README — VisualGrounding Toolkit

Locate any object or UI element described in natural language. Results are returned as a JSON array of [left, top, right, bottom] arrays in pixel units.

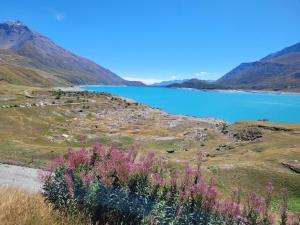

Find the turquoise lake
[[81, 86, 300, 123]]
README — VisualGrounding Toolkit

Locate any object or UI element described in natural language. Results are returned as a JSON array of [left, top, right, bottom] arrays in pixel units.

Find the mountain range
[[167, 79, 227, 90], [150, 79, 188, 87], [0, 21, 143, 87], [173, 42, 300, 92], [217, 42, 300, 91], [1, 20, 300, 91]]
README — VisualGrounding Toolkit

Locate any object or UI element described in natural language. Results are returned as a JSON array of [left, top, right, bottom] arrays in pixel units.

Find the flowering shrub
[[41, 144, 300, 225]]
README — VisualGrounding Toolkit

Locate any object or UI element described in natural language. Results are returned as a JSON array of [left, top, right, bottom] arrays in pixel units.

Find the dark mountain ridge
[[168, 78, 227, 90], [151, 79, 188, 87], [262, 42, 300, 61]]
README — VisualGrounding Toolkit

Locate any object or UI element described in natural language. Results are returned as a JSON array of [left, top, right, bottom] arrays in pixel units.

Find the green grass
[[143, 139, 192, 153], [287, 198, 300, 212], [272, 198, 300, 213], [0, 141, 55, 167], [54, 116, 66, 123], [116, 136, 135, 146]]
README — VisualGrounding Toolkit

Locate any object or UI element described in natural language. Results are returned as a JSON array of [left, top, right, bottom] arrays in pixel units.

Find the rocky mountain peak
[[0, 20, 32, 49], [0, 20, 30, 32]]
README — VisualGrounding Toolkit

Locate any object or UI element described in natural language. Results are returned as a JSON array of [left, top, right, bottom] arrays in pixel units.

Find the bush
[[41, 145, 300, 225], [64, 100, 73, 104]]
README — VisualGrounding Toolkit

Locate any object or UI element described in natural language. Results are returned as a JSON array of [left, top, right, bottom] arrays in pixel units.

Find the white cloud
[[195, 71, 219, 80], [195, 71, 209, 76], [49, 8, 65, 21], [123, 77, 164, 85]]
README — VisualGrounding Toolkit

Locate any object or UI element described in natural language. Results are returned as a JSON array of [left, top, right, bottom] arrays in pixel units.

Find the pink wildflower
[[265, 181, 273, 209], [219, 198, 241, 220], [152, 173, 164, 187], [67, 148, 91, 170], [181, 164, 194, 190], [47, 155, 65, 172], [127, 148, 137, 162], [64, 173, 74, 196], [170, 169, 179, 187], [232, 187, 241, 204], [280, 188, 289, 225], [80, 172, 94, 187], [38, 170, 51, 182], [132, 151, 155, 175], [206, 186, 218, 200], [179, 190, 189, 203], [93, 144, 107, 158], [97, 160, 115, 187]]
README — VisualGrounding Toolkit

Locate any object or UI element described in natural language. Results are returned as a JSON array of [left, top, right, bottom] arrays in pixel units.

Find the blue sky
[[1, 0, 300, 84]]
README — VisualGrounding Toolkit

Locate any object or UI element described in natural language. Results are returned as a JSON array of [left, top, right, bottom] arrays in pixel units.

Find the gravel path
[[0, 164, 42, 193]]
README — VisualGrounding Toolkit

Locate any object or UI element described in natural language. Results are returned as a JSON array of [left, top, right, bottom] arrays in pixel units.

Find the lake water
[[81, 86, 300, 123]]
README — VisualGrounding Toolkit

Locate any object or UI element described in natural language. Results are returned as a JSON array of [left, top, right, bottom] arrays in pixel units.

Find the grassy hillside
[[0, 84, 299, 212], [0, 50, 67, 86]]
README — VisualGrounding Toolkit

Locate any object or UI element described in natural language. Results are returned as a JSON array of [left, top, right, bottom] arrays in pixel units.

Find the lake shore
[[55, 85, 300, 96], [169, 87, 300, 96], [53, 86, 85, 92], [79, 85, 300, 123]]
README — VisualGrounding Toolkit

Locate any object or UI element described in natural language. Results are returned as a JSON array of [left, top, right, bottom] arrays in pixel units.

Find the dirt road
[[0, 164, 41, 193]]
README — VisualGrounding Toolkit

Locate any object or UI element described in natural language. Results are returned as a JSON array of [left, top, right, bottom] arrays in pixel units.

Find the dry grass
[[0, 188, 87, 225]]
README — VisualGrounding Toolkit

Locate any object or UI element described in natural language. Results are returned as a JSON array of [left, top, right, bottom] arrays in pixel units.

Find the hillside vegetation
[[0, 84, 299, 215], [41, 146, 300, 224]]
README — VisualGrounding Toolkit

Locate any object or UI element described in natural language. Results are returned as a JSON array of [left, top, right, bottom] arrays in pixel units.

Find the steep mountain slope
[[217, 42, 300, 91], [0, 21, 143, 86], [262, 42, 300, 62], [0, 49, 65, 86]]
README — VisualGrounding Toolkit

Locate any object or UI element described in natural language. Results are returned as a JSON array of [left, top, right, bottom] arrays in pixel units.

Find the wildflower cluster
[[42, 145, 300, 225]]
